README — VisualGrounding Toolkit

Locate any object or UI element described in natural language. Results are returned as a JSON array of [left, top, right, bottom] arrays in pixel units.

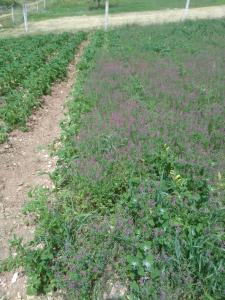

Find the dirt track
[[2, 4, 225, 36]]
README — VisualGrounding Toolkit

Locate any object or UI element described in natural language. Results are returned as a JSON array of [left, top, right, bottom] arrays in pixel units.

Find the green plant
[[0, 32, 87, 143], [2, 20, 225, 299]]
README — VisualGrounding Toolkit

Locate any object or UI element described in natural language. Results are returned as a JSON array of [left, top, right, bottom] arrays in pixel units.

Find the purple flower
[[160, 291, 166, 300], [68, 280, 79, 290]]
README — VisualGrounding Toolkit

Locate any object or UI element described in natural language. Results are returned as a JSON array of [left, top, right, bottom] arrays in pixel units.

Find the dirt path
[[2, 4, 225, 36], [0, 40, 87, 300]]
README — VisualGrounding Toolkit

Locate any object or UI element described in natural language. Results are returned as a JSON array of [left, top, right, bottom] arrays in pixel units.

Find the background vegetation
[[29, 0, 225, 20], [1, 18, 224, 299], [0, 0, 15, 5]]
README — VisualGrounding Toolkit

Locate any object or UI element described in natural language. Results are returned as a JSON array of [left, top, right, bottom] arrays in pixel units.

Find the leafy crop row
[[0, 34, 73, 96], [0, 32, 87, 143]]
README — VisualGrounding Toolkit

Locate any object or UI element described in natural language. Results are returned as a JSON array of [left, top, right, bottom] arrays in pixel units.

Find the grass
[[0, 0, 14, 5], [30, 0, 225, 21], [1, 19, 225, 299]]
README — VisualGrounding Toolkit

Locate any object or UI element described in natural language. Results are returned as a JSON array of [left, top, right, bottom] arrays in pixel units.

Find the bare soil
[[0, 40, 88, 300], [2, 5, 225, 36]]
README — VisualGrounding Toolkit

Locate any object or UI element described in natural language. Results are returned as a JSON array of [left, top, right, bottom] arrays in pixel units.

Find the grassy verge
[[29, 0, 225, 21], [0, 32, 87, 143], [2, 19, 225, 299]]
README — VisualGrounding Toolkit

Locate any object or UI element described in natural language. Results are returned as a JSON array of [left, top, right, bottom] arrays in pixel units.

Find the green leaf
[[130, 281, 140, 292], [138, 267, 145, 276]]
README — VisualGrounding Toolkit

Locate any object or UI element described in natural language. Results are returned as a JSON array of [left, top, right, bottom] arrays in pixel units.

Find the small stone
[[11, 272, 18, 284], [0, 148, 6, 154], [27, 296, 36, 300], [16, 292, 22, 300]]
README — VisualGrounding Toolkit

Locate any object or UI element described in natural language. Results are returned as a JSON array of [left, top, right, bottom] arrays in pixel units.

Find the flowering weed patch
[[3, 20, 225, 299]]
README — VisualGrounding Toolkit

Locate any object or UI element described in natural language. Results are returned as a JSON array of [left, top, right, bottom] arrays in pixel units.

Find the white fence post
[[37, 1, 39, 12], [104, 0, 109, 31], [182, 0, 191, 21], [23, 3, 28, 32], [11, 5, 14, 23]]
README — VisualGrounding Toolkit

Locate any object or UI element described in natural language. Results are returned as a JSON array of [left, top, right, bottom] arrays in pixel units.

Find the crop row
[[0, 32, 87, 142], [0, 34, 73, 67], [0, 34, 77, 96], [0, 35, 52, 67]]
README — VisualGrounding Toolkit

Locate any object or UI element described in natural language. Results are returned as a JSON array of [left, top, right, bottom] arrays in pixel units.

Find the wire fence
[[0, 0, 54, 31], [0, 0, 192, 33]]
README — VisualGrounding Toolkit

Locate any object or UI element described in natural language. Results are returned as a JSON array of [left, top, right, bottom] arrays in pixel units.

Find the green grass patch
[[2, 19, 225, 299], [30, 0, 225, 21]]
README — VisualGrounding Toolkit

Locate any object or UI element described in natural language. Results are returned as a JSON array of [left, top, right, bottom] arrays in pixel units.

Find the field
[[1, 19, 224, 299], [29, 0, 225, 20], [0, 32, 87, 142]]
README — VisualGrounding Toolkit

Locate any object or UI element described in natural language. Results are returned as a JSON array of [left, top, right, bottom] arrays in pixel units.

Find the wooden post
[[182, 0, 191, 21], [11, 5, 14, 23], [23, 3, 28, 32], [104, 0, 109, 31], [44, 0, 46, 9]]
